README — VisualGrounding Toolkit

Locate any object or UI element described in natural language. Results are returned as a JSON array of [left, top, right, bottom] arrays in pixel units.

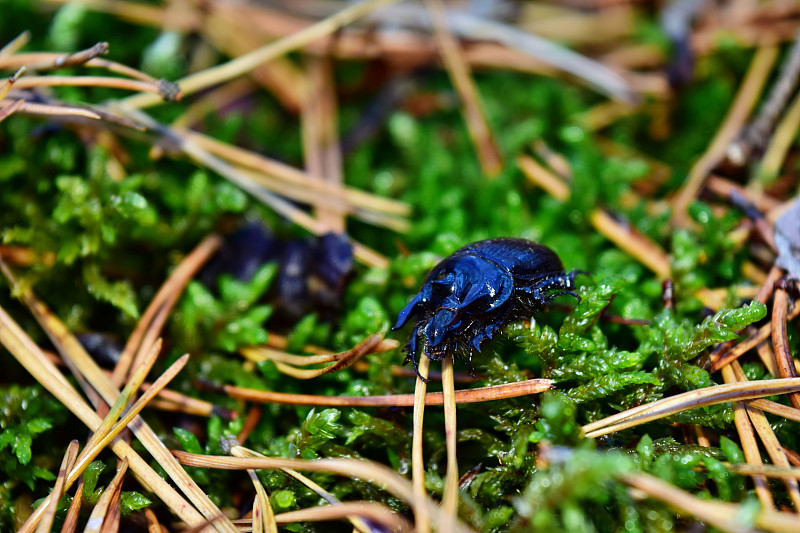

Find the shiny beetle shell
[[393, 238, 579, 378]]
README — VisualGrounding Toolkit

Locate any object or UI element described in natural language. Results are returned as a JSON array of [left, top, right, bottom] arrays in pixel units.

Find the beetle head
[[425, 258, 512, 348]]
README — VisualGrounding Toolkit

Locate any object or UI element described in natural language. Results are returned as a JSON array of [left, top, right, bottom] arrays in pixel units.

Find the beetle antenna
[[547, 291, 581, 304]]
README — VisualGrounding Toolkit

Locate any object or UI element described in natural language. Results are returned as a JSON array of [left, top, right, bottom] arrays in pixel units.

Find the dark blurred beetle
[[203, 222, 354, 319]]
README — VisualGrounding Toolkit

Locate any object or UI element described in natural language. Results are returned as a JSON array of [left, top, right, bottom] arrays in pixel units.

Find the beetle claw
[[403, 324, 430, 382]]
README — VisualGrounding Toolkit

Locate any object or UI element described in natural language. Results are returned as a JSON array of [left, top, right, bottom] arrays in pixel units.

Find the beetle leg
[[466, 349, 476, 376], [517, 284, 542, 299], [404, 323, 429, 383], [537, 275, 572, 292], [467, 335, 482, 377], [521, 272, 580, 305]]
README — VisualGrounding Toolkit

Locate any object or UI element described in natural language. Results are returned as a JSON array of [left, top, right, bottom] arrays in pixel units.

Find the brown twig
[[427, 0, 502, 176], [728, 27, 800, 167], [121, 0, 402, 110], [7, 99, 102, 121], [1, 50, 169, 87], [0, 66, 25, 101], [0, 273, 238, 533], [440, 355, 459, 531], [589, 209, 671, 279], [243, 337, 399, 366], [181, 129, 411, 219], [710, 302, 800, 373], [671, 45, 778, 226], [0, 31, 30, 57], [140, 383, 235, 419], [59, 479, 83, 533], [45, 42, 109, 69], [201, 377, 553, 407], [756, 340, 781, 378], [84, 458, 128, 533], [705, 176, 783, 216], [728, 361, 800, 509], [232, 502, 414, 532], [195, 4, 306, 112], [13, 75, 167, 96], [757, 88, 800, 183], [302, 55, 345, 232], [622, 473, 796, 532], [241, 333, 395, 379], [0, 98, 24, 123], [237, 406, 263, 445], [747, 398, 800, 423], [518, 154, 570, 201], [721, 365, 775, 511], [142, 509, 163, 533], [518, 154, 670, 278], [411, 356, 431, 533], [772, 282, 800, 409], [230, 444, 376, 533], [21, 348, 190, 533], [36, 440, 79, 533], [583, 377, 800, 439], [273, 502, 413, 532], [171, 451, 475, 533], [111, 234, 221, 386]]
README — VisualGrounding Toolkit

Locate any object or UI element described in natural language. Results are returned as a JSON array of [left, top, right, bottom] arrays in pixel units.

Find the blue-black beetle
[[393, 238, 580, 378]]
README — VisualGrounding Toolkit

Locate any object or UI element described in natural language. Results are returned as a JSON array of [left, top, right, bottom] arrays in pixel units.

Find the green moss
[[0, 2, 792, 529]]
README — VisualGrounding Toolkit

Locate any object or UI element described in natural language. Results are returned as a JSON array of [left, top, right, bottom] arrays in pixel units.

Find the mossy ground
[[1, 1, 798, 531]]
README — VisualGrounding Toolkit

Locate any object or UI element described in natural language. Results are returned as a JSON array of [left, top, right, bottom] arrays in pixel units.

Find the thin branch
[[84, 458, 128, 533], [772, 284, 800, 409], [41, 42, 109, 69], [441, 355, 459, 531], [36, 440, 79, 533], [59, 479, 83, 533], [20, 350, 190, 533], [111, 234, 221, 386], [13, 75, 167, 95], [120, 0, 402, 110], [200, 377, 554, 407], [0, 31, 30, 57], [671, 45, 778, 226], [280, 502, 412, 531], [583, 377, 800, 438], [427, 0, 503, 176], [412, 356, 431, 533], [0, 272, 238, 533], [728, 361, 800, 509], [757, 89, 800, 183], [728, 27, 800, 166], [623, 473, 798, 533], [0, 66, 25, 101], [302, 55, 345, 232], [0, 98, 24, 123], [242, 333, 394, 379], [720, 364, 774, 510], [589, 209, 671, 279], [710, 304, 800, 372], [231, 445, 375, 533], [518, 154, 670, 277], [171, 451, 476, 533]]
